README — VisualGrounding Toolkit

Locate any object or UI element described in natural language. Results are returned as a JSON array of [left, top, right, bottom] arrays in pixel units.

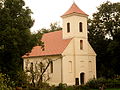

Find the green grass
[[93, 88, 120, 90]]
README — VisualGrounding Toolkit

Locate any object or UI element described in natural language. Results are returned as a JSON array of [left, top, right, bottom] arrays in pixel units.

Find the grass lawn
[[93, 88, 120, 90]]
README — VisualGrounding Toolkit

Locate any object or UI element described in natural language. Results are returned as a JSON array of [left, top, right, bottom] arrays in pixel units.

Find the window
[[50, 61, 53, 73], [80, 40, 83, 50], [40, 62, 43, 72], [67, 23, 70, 33], [79, 22, 82, 32], [30, 62, 33, 71], [68, 61, 72, 72], [89, 61, 92, 71]]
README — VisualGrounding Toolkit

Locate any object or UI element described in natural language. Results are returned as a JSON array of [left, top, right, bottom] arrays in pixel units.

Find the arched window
[[79, 22, 82, 32], [67, 23, 70, 33], [80, 40, 83, 50]]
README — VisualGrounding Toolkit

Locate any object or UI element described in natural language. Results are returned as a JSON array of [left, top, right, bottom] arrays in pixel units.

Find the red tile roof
[[62, 3, 88, 16], [23, 30, 72, 58]]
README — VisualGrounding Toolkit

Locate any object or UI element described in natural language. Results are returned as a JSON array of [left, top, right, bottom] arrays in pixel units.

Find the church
[[23, 2, 96, 85]]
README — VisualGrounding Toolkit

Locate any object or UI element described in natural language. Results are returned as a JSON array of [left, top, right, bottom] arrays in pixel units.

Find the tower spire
[[61, 2, 88, 17], [73, 0, 75, 3]]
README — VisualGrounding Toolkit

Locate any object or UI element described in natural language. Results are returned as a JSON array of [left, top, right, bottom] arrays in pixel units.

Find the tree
[[40, 22, 62, 34], [88, 1, 120, 78], [49, 22, 62, 31], [0, 0, 37, 83], [0, 73, 13, 90], [91, 1, 120, 39]]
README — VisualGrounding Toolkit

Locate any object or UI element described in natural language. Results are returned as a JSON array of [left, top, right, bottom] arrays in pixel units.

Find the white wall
[[23, 55, 62, 85]]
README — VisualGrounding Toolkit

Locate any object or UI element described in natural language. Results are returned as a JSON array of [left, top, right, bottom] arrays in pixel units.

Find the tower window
[[67, 23, 70, 33], [79, 22, 82, 32], [80, 40, 83, 50]]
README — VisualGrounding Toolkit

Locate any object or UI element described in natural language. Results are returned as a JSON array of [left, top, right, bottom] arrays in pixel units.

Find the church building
[[23, 3, 96, 85]]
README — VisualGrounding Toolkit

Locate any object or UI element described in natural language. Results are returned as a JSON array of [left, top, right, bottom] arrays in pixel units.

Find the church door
[[80, 72, 85, 84]]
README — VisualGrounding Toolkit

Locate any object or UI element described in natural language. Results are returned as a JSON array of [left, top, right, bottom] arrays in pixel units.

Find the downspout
[[61, 55, 63, 83], [73, 38, 76, 84]]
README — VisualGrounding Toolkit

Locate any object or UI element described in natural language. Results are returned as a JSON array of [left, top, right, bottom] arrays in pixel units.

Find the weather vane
[[73, 0, 75, 3]]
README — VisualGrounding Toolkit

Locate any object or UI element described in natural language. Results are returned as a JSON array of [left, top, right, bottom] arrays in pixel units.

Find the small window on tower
[[79, 22, 82, 32], [80, 40, 83, 50], [67, 23, 70, 33]]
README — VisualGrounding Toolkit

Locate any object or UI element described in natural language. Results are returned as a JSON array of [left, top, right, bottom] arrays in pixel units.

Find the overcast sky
[[25, 0, 120, 32]]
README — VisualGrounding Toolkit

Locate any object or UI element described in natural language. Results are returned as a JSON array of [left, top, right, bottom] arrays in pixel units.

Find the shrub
[[14, 71, 29, 87], [86, 78, 120, 89], [105, 79, 120, 88], [0, 73, 13, 90], [54, 83, 67, 90]]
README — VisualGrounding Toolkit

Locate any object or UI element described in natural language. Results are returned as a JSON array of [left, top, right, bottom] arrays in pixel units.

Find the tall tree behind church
[[0, 0, 37, 81], [88, 1, 120, 78]]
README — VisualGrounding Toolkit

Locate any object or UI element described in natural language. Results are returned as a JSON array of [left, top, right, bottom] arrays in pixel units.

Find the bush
[[14, 71, 29, 87], [86, 78, 120, 89], [0, 73, 13, 90], [54, 83, 67, 90], [105, 79, 120, 88]]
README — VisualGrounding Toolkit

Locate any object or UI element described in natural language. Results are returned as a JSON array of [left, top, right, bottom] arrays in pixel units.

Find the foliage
[[40, 22, 62, 34], [86, 78, 120, 89], [88, 1, 120, 78], [0, 73, 14, 90], [54, 83, 67, 90], [14, 71, 29, 87], [0, 0, 39, 85], [90, 1, 120, 39]]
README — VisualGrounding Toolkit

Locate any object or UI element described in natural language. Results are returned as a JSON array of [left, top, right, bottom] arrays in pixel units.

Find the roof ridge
[[43, 30, 62, 35]]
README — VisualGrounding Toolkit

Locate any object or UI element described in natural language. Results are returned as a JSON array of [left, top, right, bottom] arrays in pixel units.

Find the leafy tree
[[91, 1, 120, 39], [88, 1, 120, 78], [0, 73, 13, 89], [0, 0, 37, 83], [40, 22, 62, 34], [49, 22, 62, 31]]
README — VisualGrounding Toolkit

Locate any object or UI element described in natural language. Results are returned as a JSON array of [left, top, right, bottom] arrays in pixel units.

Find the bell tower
[[61, 3, 88, 39]]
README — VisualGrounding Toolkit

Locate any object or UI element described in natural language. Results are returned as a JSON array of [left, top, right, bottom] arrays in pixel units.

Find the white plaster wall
[[62, 56, 75, 85], [48, 56, 62, 85], [74, 38, 88, 55], [23, 55, 62, 85], [88, 56, 96, 79], [75, 55, 88, 83], [62, 38, 96, 85], [62, 39, 75, 85]]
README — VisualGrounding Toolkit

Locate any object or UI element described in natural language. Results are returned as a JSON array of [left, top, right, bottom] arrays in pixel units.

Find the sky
[[25, 0, 120, 32]]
